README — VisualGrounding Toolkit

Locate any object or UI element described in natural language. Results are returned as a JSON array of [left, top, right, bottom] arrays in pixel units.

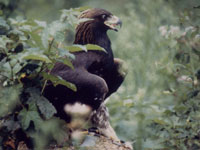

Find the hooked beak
[[104, 15, 122, 32]]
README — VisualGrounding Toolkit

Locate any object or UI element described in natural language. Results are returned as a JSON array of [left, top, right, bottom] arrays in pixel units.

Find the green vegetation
[[0, 0, 200, 149]]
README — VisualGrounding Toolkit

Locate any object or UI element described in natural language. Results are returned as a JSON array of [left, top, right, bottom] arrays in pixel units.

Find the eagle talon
[[80, 130, 89, 134], [111, 138, 133, 150], [122, 142, 133, 150], [109, 136, 121, 143], [120, 140, 125, 143], [88, 127, 100, 134]]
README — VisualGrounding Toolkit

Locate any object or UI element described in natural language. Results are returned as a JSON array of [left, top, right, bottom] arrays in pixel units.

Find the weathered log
[[48, 133, 133, 150]]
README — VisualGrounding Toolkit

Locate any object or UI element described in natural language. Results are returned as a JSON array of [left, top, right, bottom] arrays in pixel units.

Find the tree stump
[[47, 132, 133, 150]]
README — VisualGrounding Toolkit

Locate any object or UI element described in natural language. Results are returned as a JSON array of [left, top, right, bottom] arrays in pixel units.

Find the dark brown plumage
[[43, 8, 127, 141]]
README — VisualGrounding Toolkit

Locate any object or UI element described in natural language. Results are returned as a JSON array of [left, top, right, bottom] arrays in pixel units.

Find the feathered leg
[[89, 58, 127, 140], [90, 103, 119, 141]]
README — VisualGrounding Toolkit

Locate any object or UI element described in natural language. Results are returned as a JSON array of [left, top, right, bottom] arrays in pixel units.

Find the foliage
[[104, 1, 200, 150], [0, 5, 105, 149], [104, 1, 177, 149], [149, 6, 200, 150], [0, 0, 20, 18]]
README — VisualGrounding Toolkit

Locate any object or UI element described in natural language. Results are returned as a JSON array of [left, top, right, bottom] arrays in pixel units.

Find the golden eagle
[[43, 8, 127, 141]]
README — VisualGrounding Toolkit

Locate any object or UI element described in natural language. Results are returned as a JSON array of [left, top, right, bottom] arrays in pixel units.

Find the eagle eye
[[101, 14, 108, 20]]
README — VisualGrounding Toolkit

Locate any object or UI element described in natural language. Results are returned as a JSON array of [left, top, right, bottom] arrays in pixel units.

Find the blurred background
[[1, 0, 200, 149]]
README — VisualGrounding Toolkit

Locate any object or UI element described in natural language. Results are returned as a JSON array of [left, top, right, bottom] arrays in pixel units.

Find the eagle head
[[78, 8, 122, 32]]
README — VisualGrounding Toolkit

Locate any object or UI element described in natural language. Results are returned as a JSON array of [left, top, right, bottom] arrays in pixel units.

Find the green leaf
[[18, 97, 43, 130], [19, 25, 32, 32], [153, 119, 167, 125], [36, 96, 57, 120], [18, 108, 31, 130], [29, 31, 43, 48], [0, 17, 10, 30], [66, 44, 106, 53], [55, 58, 74, 69], [73, 6, 92, 12], [23, 54, 52, 63], [57, 48, 75, 60], [25, 88, 57, 120], [66, 45, 86, 52], [8, 29, 24, 37], [0, 36, 12, 50], [42, 72, 77, 92], [143, 139, 164, 149], [18, 107, 43, 130], [54, 31, 65, 42], [13, 63, 23, 74], [74, 44, 87, 52], [0, 61, 12, 78], [135, 112, 145, 119], [34, 20, 47, 28], [86, 44, 106, 52], [2, 118, 20, 132], [41, 28, 49, 49], [0, 84, 22, 117]]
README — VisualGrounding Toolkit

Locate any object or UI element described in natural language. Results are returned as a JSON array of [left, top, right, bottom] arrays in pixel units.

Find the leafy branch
[[0, 7, 108, 149]]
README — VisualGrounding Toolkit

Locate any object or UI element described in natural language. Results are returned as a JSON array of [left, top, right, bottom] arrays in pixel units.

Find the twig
[[40, 38, 55, 94]]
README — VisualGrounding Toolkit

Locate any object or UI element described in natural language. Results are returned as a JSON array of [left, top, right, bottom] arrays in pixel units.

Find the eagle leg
[[90, 103, 119, 141], [89, 58, 127, 141]]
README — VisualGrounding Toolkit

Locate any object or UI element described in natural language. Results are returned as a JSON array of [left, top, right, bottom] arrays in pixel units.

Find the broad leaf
[[42, 72, 77, 92], [26, 88, 57, 120], [0, 17, 10, 30], [55, 58, 74, 69], [66, 44, 106, 53], [23, 54, 52, 63], [74, 44, 87, 52], [0, 84, 22, 117], [2, 118, 20, 132], [73, 6, 92, 12], [41, 28, 49, 49], [29, 31, 43, 48], [18, 108, 31, 130], [54, 31, 65, 42], [34, 20, 47, 28], [153, 119, 167, 125], [36, 96, 57, 120], [86, 44, 106, 52], [57, 48, 75, 60], [18, 107, 43, 130]]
